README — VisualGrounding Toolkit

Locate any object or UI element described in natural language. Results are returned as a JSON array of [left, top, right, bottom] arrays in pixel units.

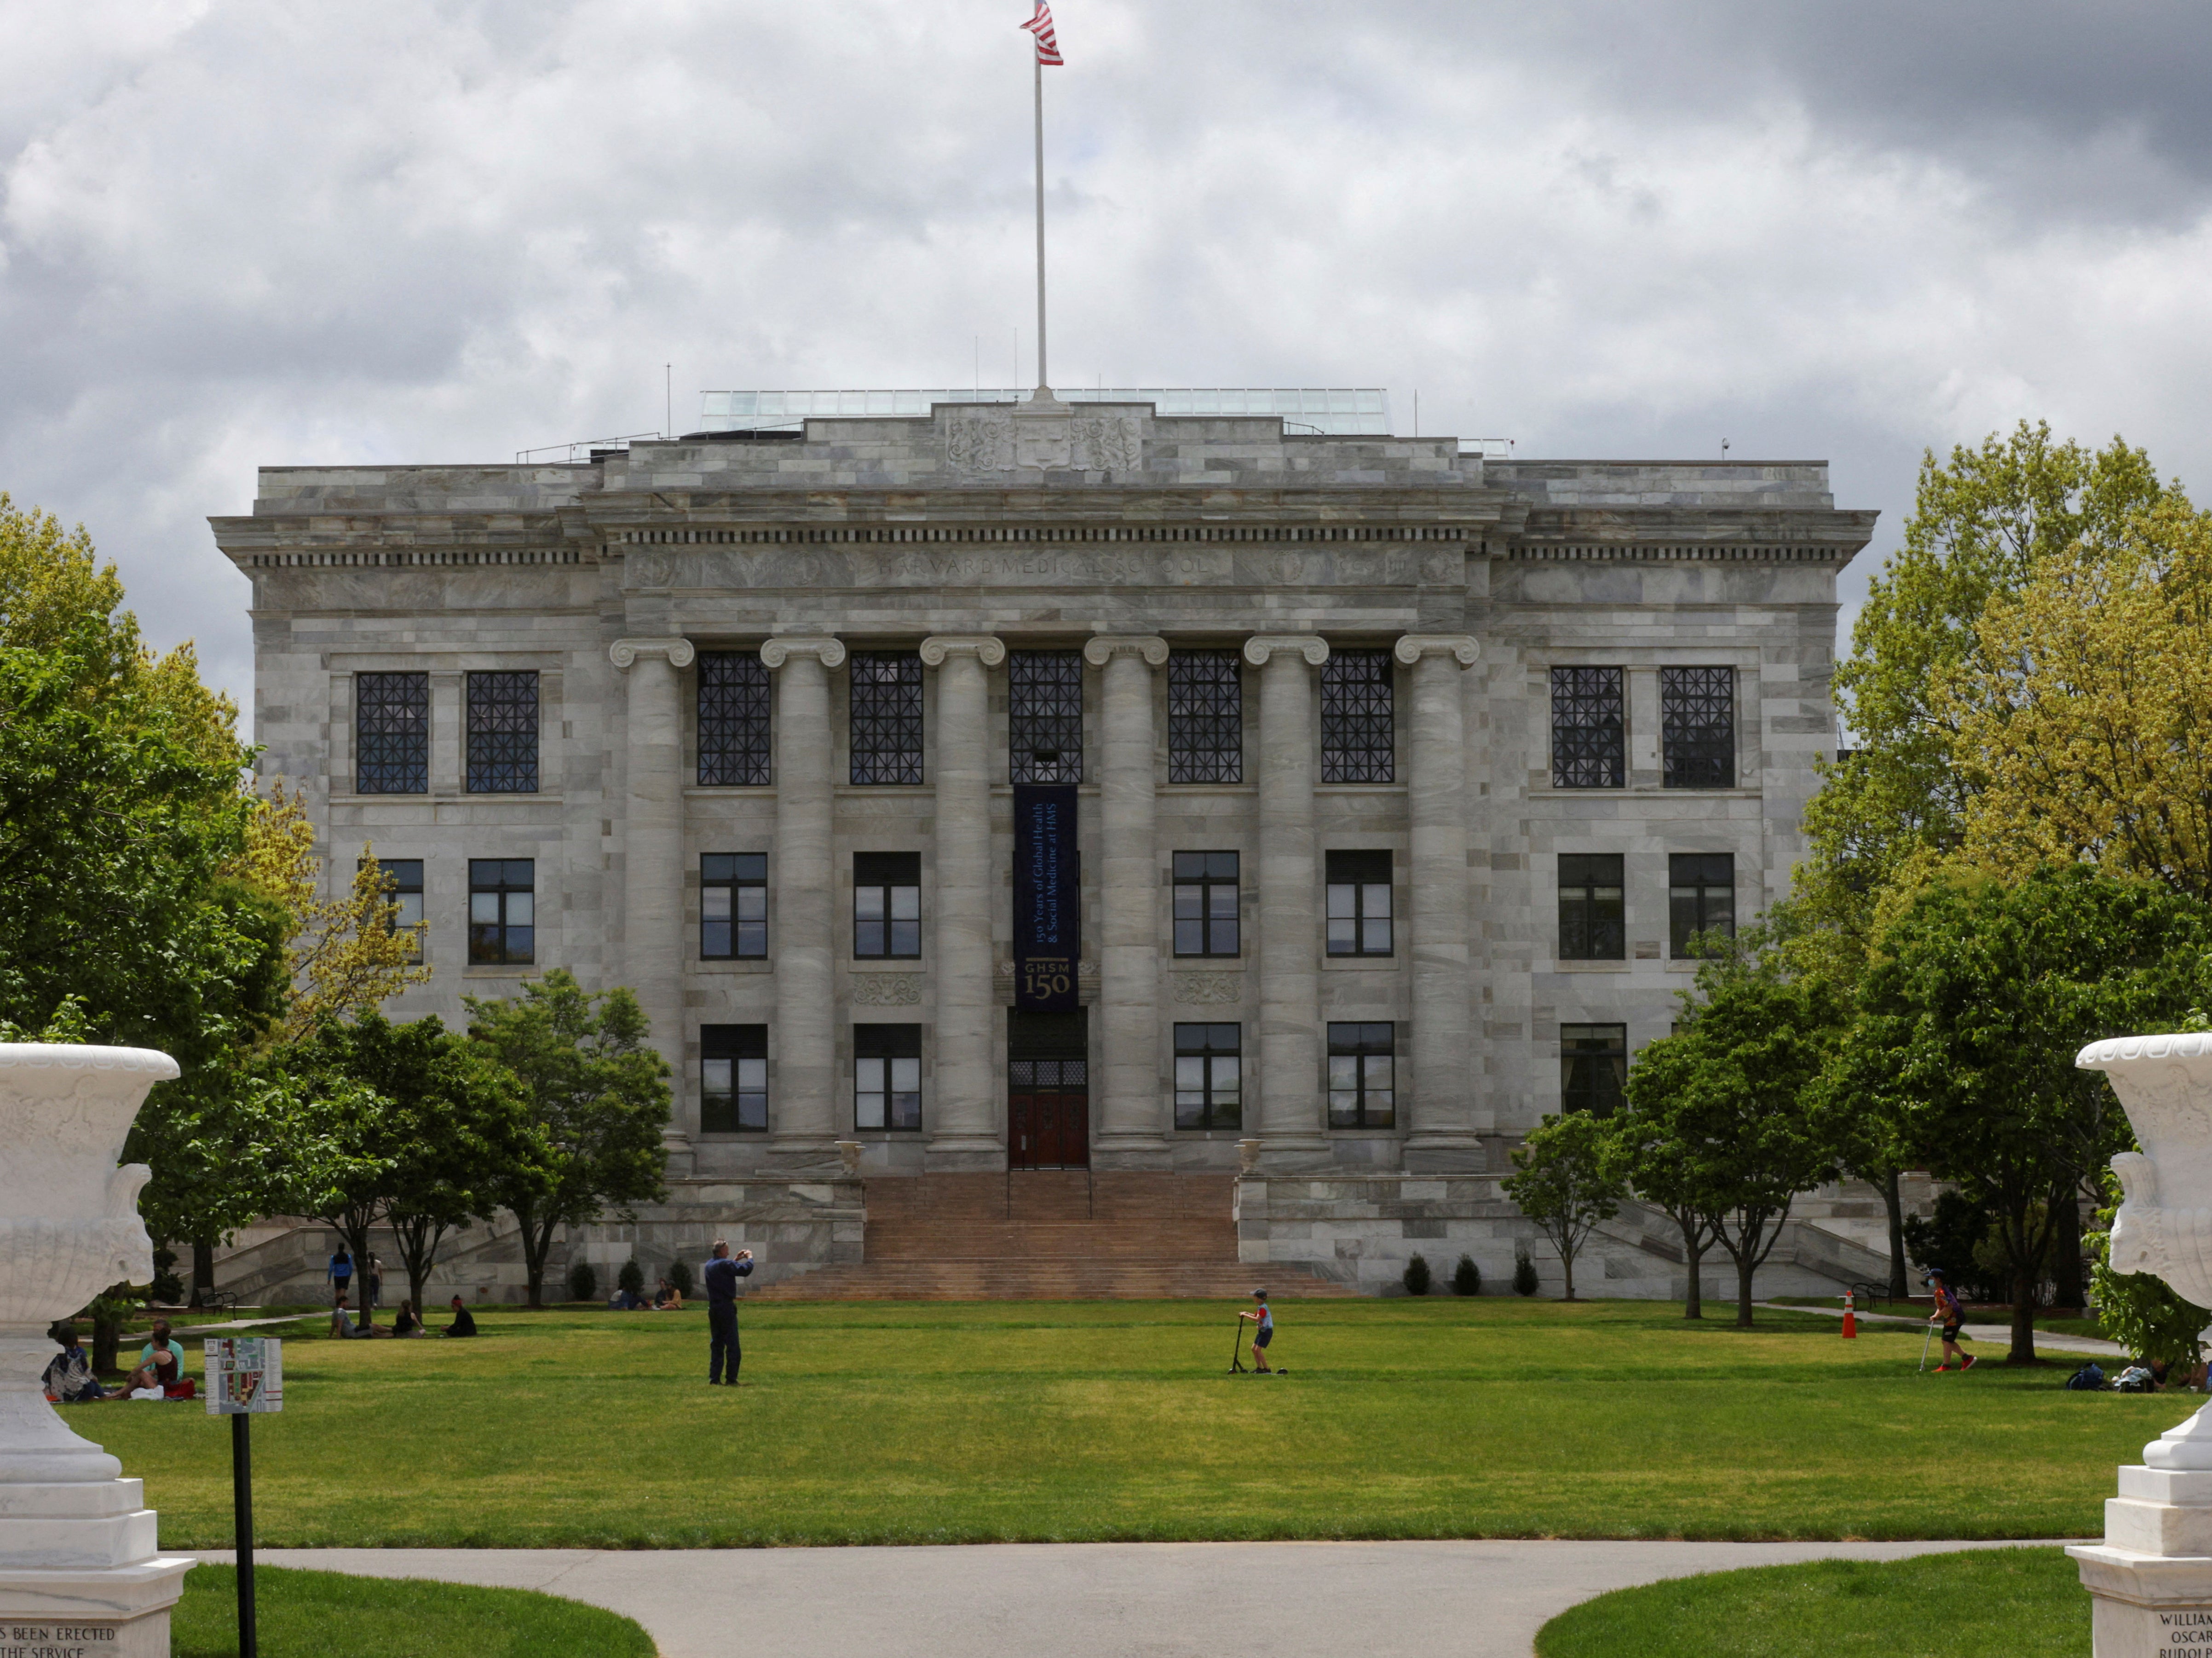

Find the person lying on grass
[[1239, 1290, 1276, 1373], [1924, 1269, 1976, 1372]]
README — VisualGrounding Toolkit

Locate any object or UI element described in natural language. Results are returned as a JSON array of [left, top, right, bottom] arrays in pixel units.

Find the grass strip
[[173, 1563, 654, 1657]]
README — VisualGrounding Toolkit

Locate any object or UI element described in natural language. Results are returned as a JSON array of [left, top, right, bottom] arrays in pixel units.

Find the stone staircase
[[749, 1171, 1356, 1301]]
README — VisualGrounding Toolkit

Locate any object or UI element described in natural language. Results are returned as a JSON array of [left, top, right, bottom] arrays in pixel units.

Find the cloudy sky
[[5, 1, 2208, 725]]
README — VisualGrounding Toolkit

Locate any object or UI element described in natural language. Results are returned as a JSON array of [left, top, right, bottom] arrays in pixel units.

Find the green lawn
[[1536, 1547, 2085, 1658], [63, 1299, 2178, 1548], [174, 1564, 653, 1657]]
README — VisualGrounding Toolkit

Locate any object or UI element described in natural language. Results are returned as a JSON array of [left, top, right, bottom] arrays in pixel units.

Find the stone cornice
[[919, 635, 1007, 668], [759, 637, 848, 670], [609, 637, 696, 670], [1082, 636, 1170, 668], [1242, 635, 1330, 668], [1393, 634, 1480, 668]]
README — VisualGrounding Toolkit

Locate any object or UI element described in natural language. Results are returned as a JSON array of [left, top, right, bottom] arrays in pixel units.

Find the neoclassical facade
[[217, 393, 1874, 1204]]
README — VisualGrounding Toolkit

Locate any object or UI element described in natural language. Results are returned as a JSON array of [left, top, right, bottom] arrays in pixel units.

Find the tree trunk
[[2010, 1264, 2039, 1364], [1882, 1169, 1908, 1301], [519, 1214, 556, 1310], [2050, 1179, 2085, 1311], [343, 1222, 375, 1329], [1736, 1249, 1758, 1329], [190, 1238, 215, 1308], [1561, 1237, 1577, 1302], [1679, 1221, 1705, 1319], [90, 1296, 122, 1378]]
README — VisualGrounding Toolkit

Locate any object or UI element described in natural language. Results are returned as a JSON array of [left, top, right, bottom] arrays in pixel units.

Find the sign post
[[207, 1337, 283, 1658]]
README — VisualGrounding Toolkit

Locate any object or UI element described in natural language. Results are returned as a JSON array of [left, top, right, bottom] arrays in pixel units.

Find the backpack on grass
[[2065, 1363, 2105, 1392]]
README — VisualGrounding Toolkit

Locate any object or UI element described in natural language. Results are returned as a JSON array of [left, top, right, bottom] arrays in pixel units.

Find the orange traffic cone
[[1842, 1289, 1858, 1339]]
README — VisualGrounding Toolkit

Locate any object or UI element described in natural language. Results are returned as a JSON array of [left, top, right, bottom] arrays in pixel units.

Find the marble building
[[212, 389, 1877, 1292]]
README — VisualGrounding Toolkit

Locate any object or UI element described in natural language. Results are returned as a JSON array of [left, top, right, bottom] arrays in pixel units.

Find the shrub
[[1452, 1254, 1481, 1296], [617, 1259, 646, 1299], [567, 1261, 598, 1304], [1402, 1253, 1432, 1297], [1513, 1248, 1539, 1297], [668, 1259, 695, 1299]]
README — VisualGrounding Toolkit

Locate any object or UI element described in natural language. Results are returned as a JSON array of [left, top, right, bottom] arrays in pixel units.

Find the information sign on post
[[206, 1339, 281, 1658]]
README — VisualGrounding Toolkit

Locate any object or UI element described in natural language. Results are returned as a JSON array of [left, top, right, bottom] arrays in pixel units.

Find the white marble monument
[[0, 1045, 195, 1656], [2073, 1033, 2212, 1658]]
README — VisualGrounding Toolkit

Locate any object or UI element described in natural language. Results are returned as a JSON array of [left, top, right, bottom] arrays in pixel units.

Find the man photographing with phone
[[703, 1239, 755, 1386]]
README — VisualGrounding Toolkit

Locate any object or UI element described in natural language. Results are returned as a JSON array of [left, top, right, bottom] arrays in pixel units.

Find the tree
[[1833, 864, 2210, 1363], [466, 972, 671, 1309], [1941, 496, 2212, 907], [2089, 1165, 2210, 1368], [323, 1013, 538, 1315], [1624, 932, 1844, 1328], [1610, 1074, 1722, 1319], [1501, 1111, 1626, 1301], [1802, 425, 2172, 933]]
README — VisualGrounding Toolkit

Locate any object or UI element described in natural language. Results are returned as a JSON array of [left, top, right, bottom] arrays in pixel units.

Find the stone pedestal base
[[2071, 1542, 2212, 1657], [0, 1554, 196, 1657]]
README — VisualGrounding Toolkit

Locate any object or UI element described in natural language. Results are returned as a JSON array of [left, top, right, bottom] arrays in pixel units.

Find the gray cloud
[[5, 1, 2211, 722]]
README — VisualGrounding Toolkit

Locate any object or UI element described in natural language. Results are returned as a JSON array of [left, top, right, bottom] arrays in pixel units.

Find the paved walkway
[[1758, 1301, 2128, 1357], [198, 1539, 2060, 1658]]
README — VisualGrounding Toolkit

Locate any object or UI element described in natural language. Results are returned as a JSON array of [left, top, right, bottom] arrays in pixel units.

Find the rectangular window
[[702, 854, 767, 959], [377, 858, 424, 965], [466, 670, 540, 794], [1168, 650, 1243, 783], [698, 652, 771, 787], [701, 1024, 768, 1134], [1670, 853, 1736, 958], [855, 1024, 922, 1131], [1551, 666, 1624, 789], [1325, 849, 1393, 956], [467, 858, 535, 965], [1008, 650, 1083, 784], [1558, 854, 1625, 961], [854, 852, 921, 959], [849, 651, 923, 785], [1173, 1023, 1242, 1131], [1172, 852, 1241, 957], [355, 672, 430, 794], [1662, 666, 1736, 789], [1561, 1024, 1628, 1117], [1320, 648, 1395, 783], [1327, 1022, 1396, 1129]]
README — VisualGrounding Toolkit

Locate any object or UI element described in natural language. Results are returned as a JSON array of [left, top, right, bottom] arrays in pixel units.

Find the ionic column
[[1084, 634, 1171, 1167], [611, 637, 694, 1159], [1243, 635, 1331, 1163], [760, 636, 846, 1164], [920, 634, 1005, 1168], [1396, 634, 1482, 1171]]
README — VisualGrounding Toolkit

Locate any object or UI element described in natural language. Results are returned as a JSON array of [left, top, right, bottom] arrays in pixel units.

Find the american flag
[[1021, 1, 1064, 65]]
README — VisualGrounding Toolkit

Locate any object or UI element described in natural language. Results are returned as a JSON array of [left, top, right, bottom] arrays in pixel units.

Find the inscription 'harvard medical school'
[[630, 545, 1454, 593], [0, 1623, 119, 1658]]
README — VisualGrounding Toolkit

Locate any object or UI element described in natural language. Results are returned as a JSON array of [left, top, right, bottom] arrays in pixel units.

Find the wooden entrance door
[[1008, 1057, 1090, 1169]]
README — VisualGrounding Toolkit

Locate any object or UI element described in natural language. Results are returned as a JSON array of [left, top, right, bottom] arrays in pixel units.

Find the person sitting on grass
[[42, 1324, 111, 1403], [392, 1299, 426, 1337], [1238, 1289, 1276, 1374], [442, 1295, 478, 1338], [653, 1277, 682, 1311], [128, 1319, 187, 1389], [329, 1293, 360, 1338], [1925, 1269, 1976, 1372]]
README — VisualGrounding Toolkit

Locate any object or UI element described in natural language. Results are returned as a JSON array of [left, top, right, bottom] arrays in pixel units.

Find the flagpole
[[1033, 48, 1048, 392]]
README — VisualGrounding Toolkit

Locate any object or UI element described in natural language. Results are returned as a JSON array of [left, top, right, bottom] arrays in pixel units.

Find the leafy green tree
[[1502, 1111, 1626, 1301], [1624, 933, 1845, 1328], [1832, 864, 2211, 1363], [2089, 1165, 2210, 1367], [1609, 1083, 1722, 1319], [1803, 424, 2172, 937], [466, 972, 671, 1309], [322, 1013, 539, 1315]]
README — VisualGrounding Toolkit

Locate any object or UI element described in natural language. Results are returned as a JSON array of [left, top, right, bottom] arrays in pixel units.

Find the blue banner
[[1013, 784, 1080, 1012]]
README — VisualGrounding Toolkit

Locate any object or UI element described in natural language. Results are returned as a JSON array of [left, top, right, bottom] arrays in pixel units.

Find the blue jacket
[[702, 1255, 754, 1304]]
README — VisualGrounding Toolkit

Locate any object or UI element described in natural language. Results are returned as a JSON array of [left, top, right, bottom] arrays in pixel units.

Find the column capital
[[1082, 635, 1169, 668], [1242, 634, 1329, 669], [920, 635, 1006, 668], [609, 636, 695, 671], [760, 636, 847, 671], [1394, 633, 1480, 669]]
